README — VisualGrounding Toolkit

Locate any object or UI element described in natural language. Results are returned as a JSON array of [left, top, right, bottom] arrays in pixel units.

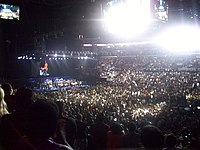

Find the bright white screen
[[104, 0, 151, 37]]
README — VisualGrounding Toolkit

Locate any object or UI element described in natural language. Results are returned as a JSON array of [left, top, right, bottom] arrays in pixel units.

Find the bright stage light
[[156, 25, 200, 53], [83, 44, 92, 47], [18, 56, 22, 60], [104, 0, 151, 37]]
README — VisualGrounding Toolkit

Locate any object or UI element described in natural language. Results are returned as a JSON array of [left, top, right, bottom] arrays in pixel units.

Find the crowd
[[0, 54, 200, 150]]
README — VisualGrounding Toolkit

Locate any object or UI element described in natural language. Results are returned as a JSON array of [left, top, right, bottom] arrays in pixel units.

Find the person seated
[[75, 113, 88, 150], [90, 113, 110, 150], [16, 100, 73, 150], [53, 101, 76, 149], [65, 116, 77, 149], [163, 133, 180, 150], [107, 122, 124, 150], [0, 87, 34, 150], [0, 87, 9, 117], [141, 125, 164, 150], [121, 122, 141, 148], [1, 82, 15, 112]]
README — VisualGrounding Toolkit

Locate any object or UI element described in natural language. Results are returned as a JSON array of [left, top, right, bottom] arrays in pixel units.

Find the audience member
[[0, 87, 34, 150], [121, 122, 141, 148], [16, 100, 73, 150], [1, 82, 15, 112], [163, 133, 179, 150], [107, 122, 124, 150], [0, 87, 9, 117], [75, 113, 88, 150], [141, 125, 164, 149], [54, 101, 69, 145], [90, 113, 109, 150], [65, 116, 77, 149]]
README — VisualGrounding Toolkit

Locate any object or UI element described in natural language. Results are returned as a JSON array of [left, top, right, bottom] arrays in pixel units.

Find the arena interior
[[0, 0, 200, 150]]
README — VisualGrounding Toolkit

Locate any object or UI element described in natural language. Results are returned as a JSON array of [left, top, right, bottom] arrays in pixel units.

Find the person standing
[[75, 113, 88, 150], [90, 113, 109, 150]]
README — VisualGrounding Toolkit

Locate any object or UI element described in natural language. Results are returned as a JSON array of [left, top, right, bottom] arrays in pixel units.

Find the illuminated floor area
[[27, 76, 89, 92]]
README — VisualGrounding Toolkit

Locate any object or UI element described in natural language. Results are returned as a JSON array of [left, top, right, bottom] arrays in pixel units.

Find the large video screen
[[40, 60, 50, 76], [154, 0, 168, 22], [103, 0, 151, 36], [0, 3, 20, 20], [104, 0, 151, 17]]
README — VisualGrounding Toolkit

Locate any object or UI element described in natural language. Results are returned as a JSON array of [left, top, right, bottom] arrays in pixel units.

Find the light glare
[[157, 25, 200, 53], [104, 0, 151, 37]]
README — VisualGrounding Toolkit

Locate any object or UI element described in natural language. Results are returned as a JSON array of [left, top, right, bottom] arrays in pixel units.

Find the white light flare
[[156, 25, 200, 53], [104, 0, 151, 37]]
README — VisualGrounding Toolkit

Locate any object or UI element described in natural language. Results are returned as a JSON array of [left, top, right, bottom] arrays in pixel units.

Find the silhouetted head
[[1, 83, 13, 95], [165, 133, 177, 148], [111, 123, 123, 134], [54, 101, 64, 118], [141, 125, 164, 149], [96, 113, 105, 123], [15, 87, 33, 110], [77, 113, 83, 121], [127, 122, 137, 133], [27, 100, 59, 141]]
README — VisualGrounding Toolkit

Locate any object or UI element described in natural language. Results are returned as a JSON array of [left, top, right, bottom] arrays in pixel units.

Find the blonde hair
[[0, 87, 9, 117]]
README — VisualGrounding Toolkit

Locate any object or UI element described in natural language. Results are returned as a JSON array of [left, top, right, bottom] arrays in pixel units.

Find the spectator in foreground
[[163, 133, 179, 150], [141, 125, 164, 150], [0, 87, 34, 150], [1, 82, 15, 113], [54, 101, 69, 145], [53, 101, 75, 149], [121, 122, 141, 148], [90, 113, 109, 150], [75, 113, 88, 150], [107, 122, 124, 150], [16, 100, 73, 150], [65, 115, 77, 149], [0, 87, 9, 117]]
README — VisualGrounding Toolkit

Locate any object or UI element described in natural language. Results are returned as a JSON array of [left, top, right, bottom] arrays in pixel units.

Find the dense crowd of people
[[0, 54, 200, 150]]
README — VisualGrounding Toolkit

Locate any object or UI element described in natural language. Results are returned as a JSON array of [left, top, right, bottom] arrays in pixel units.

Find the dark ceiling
[[0, 0, 103, 53]]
